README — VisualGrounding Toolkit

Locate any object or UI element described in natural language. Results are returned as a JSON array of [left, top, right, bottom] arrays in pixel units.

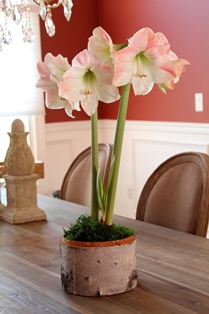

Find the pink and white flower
[[36, 53, 79, 117], [59, 49, 120, 116], [88, 26, 115, 67], [155, 32, 190, 93], [113, 27, 184, 95]]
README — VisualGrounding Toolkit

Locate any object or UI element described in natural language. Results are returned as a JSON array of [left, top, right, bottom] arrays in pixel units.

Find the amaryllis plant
[[36, 26, 189, 226]]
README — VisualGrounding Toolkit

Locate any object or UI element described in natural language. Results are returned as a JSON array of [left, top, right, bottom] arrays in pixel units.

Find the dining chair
[[136, 152, 209, 237], [57, 143, 113, 207]]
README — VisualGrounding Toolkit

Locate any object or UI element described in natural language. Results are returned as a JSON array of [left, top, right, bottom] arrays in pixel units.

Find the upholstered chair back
[[59, 143, 113, 207], [136, 152, 209, 237]]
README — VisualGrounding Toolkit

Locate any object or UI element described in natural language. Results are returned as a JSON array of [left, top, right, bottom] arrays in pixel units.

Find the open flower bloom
[[88, 26, 128, 68], [36, 53, 79, 117], [88, 26, 115, 67], [155, 32, 190, 93], [43, 53, 71, 82], [158, 52, 189, 93], [113, 27, 186, 95], [59, 49, 120, 116]]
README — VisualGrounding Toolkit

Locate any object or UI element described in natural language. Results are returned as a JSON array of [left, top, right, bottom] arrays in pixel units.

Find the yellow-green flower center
[[83, 69, 96, 95], [134, 52, 150, 78]]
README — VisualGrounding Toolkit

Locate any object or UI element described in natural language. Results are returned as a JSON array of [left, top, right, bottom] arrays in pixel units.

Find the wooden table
[[0, 194, 209, 314]]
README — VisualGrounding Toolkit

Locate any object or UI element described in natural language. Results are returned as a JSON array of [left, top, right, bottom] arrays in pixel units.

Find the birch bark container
[[60, 235, 137, 296]]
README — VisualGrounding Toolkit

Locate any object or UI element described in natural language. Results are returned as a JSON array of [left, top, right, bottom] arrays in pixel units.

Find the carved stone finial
[[11, 119, 25, 133], [4, 119, 35, 176]]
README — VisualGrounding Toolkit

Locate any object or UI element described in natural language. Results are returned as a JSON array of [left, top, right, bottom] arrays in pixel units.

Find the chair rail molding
[[43, 120, 209, 219]]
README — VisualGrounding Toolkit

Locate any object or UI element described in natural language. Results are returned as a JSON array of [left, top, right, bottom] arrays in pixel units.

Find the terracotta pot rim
[[61, 234, 136, 248]]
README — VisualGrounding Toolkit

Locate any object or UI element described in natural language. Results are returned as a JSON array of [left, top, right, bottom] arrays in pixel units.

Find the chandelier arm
[[32, 0, 63, 10]]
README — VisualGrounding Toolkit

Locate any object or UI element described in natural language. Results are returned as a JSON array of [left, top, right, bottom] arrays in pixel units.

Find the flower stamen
[[138, 74, 147, 78], [84, 90, 92, 95]]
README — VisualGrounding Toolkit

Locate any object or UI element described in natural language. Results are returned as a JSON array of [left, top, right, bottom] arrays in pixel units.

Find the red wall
[[41, 0, 209, 123]]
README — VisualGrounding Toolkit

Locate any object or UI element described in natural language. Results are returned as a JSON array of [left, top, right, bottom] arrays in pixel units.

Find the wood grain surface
[[0, 194, 209, 313]]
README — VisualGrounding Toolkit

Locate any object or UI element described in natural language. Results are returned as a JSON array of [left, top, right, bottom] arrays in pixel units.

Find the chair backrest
[[59, 143, 113, 207], [136, 152, 209, 237]]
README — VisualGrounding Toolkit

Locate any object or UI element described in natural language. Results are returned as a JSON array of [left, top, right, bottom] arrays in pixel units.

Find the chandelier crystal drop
[[45, 11, 55, 37], [0, 0, 35, 50], [0, 0, 73, 50], [34, 0, 73, 36]]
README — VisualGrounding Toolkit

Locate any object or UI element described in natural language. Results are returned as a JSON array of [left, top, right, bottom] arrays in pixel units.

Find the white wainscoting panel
[[44, 121, 91, 196], [42, 120, 209, 220], [43, 120, 108, 196], [45, 138, 74, 196]]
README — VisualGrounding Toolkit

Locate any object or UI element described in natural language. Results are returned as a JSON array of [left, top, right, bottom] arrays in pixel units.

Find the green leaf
[[96, 167, 104, 211], [105, 154, 115, 193]]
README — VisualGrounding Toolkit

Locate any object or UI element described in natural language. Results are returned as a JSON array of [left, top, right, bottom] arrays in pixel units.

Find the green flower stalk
[[105, 83, 131, 225], [91, 110, 99, 221]]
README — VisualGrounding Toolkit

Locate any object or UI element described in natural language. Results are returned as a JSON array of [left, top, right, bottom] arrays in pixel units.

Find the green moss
[[63, 214, 134, 242]]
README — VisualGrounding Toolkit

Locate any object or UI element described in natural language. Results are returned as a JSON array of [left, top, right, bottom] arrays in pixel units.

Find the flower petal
[[44, 53, 71, 81], [88, 26, 114, 66], [129, 28, 158, 52]]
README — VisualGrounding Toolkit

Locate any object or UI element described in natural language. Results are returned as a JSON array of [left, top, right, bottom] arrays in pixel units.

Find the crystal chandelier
[[0, 0, 73, 49]]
